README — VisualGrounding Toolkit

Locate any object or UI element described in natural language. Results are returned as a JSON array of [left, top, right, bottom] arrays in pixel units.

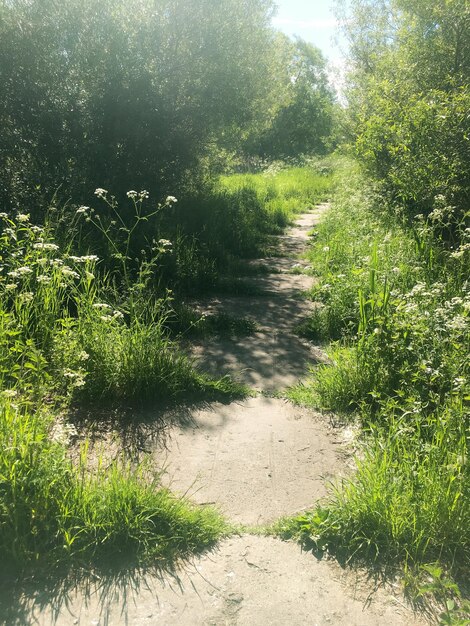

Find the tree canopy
[[1, 0, 290, 213], [342, 0, 470, 234]]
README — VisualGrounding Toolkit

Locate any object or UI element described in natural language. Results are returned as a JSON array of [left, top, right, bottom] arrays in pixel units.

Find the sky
[[271, 0, 348, 92]]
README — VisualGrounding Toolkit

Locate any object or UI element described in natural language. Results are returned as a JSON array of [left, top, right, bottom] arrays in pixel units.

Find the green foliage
[[297, 162, 469, 415], [220, 164, 333, 231], [0, 201, 242, 407], [286, 161, 469, 609], [0, 399, 226, 574], [411, 564, 470, 626], [343, 0, 470, 238], [0, 0, 280, 213], [247, 37, 335, 158]]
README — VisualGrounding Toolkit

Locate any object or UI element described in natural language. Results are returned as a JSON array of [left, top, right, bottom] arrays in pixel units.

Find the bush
[[286, 160, 469, 589]]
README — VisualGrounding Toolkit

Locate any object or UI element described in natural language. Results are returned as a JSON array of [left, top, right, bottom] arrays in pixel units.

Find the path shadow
[[0, 548, 218, 626], [66, 393, 241, 464]]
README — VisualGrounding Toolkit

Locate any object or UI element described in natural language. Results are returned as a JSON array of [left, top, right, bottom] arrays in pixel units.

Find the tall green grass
[[285, 160, 469, 614], [0, 206, 243, 407], [220, 163, 332, 232], [0, 399, 226, 575], [0, 202, 239, 577]]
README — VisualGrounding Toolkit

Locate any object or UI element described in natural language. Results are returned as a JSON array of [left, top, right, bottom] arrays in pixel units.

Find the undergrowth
[[0, 161, 331, 577], [285, 160, 470, 621], [0, 399, 226, 577]]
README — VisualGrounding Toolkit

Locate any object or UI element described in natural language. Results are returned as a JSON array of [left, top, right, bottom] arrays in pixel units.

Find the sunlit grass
[[0, 400, 227, 576], [283, 159, 470, 613], [220, 164, 332, 229]]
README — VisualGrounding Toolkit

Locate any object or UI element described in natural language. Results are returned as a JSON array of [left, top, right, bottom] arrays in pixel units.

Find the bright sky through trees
[[272, 0, 347, 93]]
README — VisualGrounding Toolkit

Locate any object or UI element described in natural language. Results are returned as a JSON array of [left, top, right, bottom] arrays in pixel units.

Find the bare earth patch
[[7, 536, 425, 626], [157, 396, 349, 525]]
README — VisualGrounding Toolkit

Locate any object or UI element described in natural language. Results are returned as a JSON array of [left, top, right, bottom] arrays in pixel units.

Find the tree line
[[0, 0, 334, 219]]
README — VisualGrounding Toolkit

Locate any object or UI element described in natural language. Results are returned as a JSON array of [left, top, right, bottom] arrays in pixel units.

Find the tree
[[246, 37, 335, 159], [0, 0, 279, 214], [341, 0, 470, 233]]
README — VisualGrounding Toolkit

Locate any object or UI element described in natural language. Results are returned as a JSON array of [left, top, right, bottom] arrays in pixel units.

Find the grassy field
[[283, 160, 470, 621]]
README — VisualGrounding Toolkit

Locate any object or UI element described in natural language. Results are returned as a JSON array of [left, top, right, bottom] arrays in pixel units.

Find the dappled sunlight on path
[[1, 205, 426, 626]]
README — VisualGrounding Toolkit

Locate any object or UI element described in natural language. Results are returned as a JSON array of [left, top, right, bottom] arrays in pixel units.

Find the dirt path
[[2, 206, 427, 625]]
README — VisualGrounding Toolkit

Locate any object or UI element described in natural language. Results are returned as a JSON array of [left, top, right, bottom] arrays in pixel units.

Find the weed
[[0, 399, 226, 576]]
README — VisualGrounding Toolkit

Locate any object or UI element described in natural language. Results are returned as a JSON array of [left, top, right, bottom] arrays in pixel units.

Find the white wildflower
[[61, 267, 80, 279], [50, 420, 78, 445], [94, 188, 107, 198], [450, 243, 470, 259], [93, 302, 112, 310], [62, 370, 86, 388], [445, 315, 467, 332], [37, 275, 51, 284], [76, 205, 90, 214], [8, 266, 33, 277], [19, 292, 34, 303], [5, 283, 18, 290], [139, 190, 149, 199], [127, 190, 138, 199], [68, 255, 99, 263], [165, 195, 177, 204], [2, 389, 18, 398], [158, 238, 172, 248], [17, 213, 30, 222], [33, 242, 59, 251]]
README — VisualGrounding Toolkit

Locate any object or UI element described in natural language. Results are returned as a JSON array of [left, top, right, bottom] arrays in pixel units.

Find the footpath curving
[[1, 205, 426, 625]]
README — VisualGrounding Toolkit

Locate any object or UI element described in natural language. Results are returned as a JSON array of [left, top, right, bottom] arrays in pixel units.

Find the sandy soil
[[0, 205, 428, 625], [2, 536, 424, 626], [157, 396, 350, 525]]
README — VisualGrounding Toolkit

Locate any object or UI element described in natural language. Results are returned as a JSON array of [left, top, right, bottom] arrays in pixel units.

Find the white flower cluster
[[158, 238, 172, 248], [33, 242, 59, 251], [62, 267, 80, 279], [68, 255, 99, 263], [93, 302, 124, 321], [76, 205, 91, 214], [450, 242, 470, 259], [127, 190, 150, 200], [7, 266, 33, 278]]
